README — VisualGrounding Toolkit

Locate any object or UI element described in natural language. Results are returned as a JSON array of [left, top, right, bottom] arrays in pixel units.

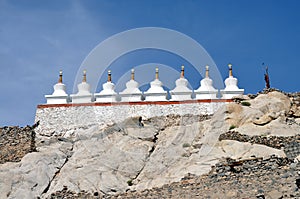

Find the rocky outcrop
[[1, 90, 300, 198], [44, 125, 156, 196], [0, 123, 38, 164], [220, 131, 300, 160], [0, 141, 71, 198], [110, 156, 300, 199], [249, 88, 300, 119], [50, 156, 300, 199], [225, 91, 300, 137], [229, 91, 290, 126]]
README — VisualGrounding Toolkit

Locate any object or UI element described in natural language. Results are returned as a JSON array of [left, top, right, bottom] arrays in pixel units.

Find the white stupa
[[220, 64, 244, 99], [169, 66, 192, 101], [45, 70, 69, 104], [119, 69, 142, 102], [195, 65, 218, 99], [94, 70, 117, 102], [144, 67, 167, 101], [70, 70, 93, 103]]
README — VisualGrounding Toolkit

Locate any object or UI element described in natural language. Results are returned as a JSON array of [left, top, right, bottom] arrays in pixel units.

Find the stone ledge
[[37, 99, 233, 109]]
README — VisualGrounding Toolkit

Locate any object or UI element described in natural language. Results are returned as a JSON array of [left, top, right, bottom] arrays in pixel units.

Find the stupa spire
[[82, 70, 87, 83], [155, 67, 159, 79], [180, 65, 184, 78], [131, 69, 135, 80], [58, 70, 63, 83], [108, 70, 112, 82], [228, 63, 233, 77], [205, 65, 209, 78]]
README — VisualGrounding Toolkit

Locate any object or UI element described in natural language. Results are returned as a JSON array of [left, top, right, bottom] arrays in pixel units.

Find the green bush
[[241, 101, 251, 106], [182, 143, 190, 148], [127, 179, 133, 186], [229, 125, 236, 130]]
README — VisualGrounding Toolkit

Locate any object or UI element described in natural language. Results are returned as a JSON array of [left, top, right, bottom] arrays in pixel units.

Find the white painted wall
[[35, 102, 226, 137]]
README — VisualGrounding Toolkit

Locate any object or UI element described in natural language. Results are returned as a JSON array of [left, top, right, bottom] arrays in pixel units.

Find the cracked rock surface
[[0, 142, 70, 198], [1, 91, 300, 198], [44, 124, 156, 197]]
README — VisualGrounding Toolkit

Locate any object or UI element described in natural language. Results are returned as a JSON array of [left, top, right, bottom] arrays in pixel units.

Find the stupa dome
[[170, 66, 192, 101], [195, 65, 218, 99], [120, 69, 142, 102], [95, 70, 117, 102], [70, 70, 93, 103], [144, 67, 167, 101], [220, 64, 244, 99], [45, 70, 68, 104]]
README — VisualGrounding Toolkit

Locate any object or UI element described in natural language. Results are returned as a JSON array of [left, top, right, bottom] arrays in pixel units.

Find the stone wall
[[35, 100, 228, 137], [0, 124, 37, 164]]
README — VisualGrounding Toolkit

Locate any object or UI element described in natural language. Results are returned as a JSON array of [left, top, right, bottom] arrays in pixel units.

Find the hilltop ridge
[[1, 89, 300, 198]]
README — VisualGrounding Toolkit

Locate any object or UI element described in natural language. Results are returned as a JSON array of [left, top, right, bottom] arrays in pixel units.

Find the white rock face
[[45, 126, 156, 196], [0, 142, 69, 199], [218, 140, 286, 159], [133, 122, 213, 190], [225, 91, 300, 136]]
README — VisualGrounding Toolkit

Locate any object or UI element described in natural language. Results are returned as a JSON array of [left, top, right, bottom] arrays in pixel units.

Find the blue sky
[[1, 0, 300, 126]]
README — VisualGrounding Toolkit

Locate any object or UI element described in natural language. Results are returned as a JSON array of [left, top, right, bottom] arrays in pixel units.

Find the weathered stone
[[45, 128, 154, 196], [3, 90, 300, 198], [0, 124, 37, 164], [0, 143, 68, 198]]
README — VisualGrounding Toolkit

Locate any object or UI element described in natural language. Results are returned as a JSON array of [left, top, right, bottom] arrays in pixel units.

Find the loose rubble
[[0, 123, 38, 164]]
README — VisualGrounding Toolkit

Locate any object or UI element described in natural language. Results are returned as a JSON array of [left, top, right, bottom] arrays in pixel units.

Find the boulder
[[223, 91, 300, 136], [237, 117, 300, 137], [252, 91, 291, 114], [0, 142, 69, 198], [218, 140, 286, 160]]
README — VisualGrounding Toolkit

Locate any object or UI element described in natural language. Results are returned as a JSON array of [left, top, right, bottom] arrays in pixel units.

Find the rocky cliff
[[1, 90, 300, 198]]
